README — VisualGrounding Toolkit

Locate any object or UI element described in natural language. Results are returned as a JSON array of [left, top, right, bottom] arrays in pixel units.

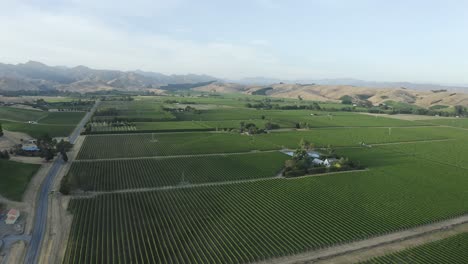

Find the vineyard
[[76, 133, 279, 159], [58, 93, 468, 264], [362, 232, 468, 263], [77, 127, 447, 160], [62, 152, 288, 191], [63, 148, 468, 263], [89, 122, 137, 133]]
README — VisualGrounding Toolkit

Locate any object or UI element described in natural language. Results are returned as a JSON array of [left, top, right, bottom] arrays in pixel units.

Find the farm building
[[5, 209, 20, 225]]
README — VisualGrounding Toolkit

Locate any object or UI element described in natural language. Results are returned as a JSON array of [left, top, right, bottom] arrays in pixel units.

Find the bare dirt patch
[[0, 130, 32, 151], [22, 162, 53, 234], [5, 240, 26, 264]]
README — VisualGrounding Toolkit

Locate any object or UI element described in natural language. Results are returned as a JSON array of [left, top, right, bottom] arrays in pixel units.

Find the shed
[[22, 145, 40, 152]]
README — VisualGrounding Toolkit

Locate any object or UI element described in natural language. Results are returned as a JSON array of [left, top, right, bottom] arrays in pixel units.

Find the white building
[[5, 209, 20, 225], [312, 158, 324, 165], [324, 158, 338, 167]]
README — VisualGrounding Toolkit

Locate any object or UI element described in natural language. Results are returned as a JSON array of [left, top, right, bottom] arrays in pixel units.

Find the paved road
[[23, 101, 98, 264]]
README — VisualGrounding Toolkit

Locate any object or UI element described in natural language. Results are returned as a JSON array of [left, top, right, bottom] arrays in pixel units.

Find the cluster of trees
[[239, 121, 281, 134], [283, 140, 363, 178], [99, 95, 134, 101], [0, 123, 3, 137], [12, 134, 73, 162], [239, 122, 265, 134], [163, 99, 197, 104]]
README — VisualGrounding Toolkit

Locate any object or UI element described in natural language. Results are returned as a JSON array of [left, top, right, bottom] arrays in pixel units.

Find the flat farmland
[[38, 111, 86, 124], [0, 159, 41, 201], [174, 109, 429, 127], [63, 147, 468, 263], [63, 152, 288, 192], [77, 127, 448, 159], [361, 232, 468, 263], [77, 132, 279, 159], [134, 120, 279, 131], [0, 107, 85, 137], [0, 106, 47, 121]]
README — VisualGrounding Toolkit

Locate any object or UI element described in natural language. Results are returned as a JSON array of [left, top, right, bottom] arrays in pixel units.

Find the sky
[[1, 0, 468, 84]]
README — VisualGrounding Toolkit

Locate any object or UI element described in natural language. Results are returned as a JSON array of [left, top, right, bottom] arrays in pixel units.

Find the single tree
[[61, 151, 69, 162], [0, 123, 3, 137], [43, 148, 55, 162]]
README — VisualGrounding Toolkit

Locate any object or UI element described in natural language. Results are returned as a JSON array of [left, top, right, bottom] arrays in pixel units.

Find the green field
[[77, 127, 447, 160], [38, 112, 86, 125], [63, 152, 288, 192], [0, 106, 85, 137], [361, 232, 468, 263], [0, 107, 47, 122], [63, 146, 468, 263], [87, 97, 434, 135], [0, 159, 40, 201], [422, 117, 468, 128], [61, 94, 468, 263]]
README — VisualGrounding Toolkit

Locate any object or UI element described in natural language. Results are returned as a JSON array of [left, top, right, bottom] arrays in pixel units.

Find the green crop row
[[77, 127, 448, 160], [63, 147, 468, 263], [361, 232, 468, 263], [63, 152, 288, 192]]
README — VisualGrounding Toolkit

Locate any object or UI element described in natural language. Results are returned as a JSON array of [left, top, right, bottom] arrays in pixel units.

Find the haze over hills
[[1, 61, 468, 108]]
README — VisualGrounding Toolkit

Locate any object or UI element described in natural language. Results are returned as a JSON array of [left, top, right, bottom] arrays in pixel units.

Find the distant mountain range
[[1, 61, 468, 103], [0, 61, 217, 92], [230, 77, 468, 93]]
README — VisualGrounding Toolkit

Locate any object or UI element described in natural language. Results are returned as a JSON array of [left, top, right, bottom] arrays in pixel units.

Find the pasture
[[0, 106, 85, 137], [0, 159, 40, 201]]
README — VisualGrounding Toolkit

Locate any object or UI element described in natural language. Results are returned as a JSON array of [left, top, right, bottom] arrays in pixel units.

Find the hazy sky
[[1, 0, 468, 83]]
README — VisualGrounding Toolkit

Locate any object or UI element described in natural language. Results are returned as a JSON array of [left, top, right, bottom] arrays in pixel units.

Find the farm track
[[258, 213, 468, 264], [74, 150, 280, 162], [69, 169, 368, 197]]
